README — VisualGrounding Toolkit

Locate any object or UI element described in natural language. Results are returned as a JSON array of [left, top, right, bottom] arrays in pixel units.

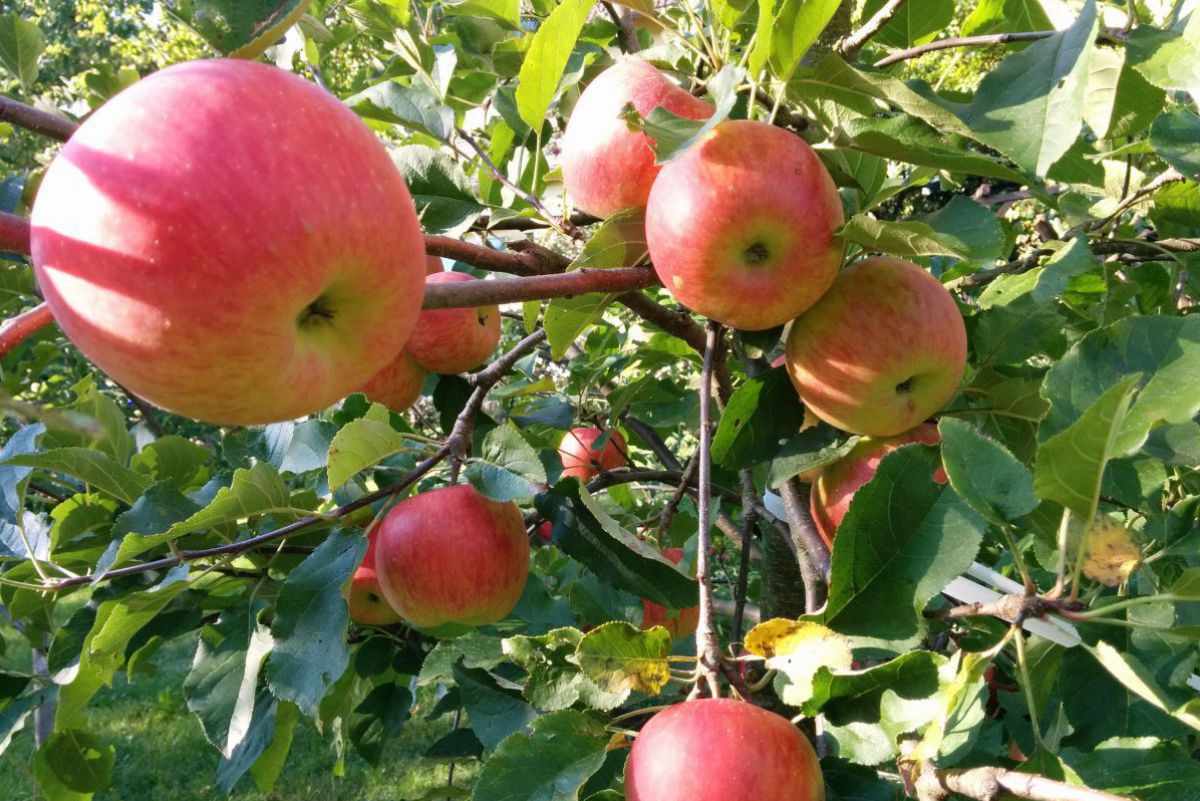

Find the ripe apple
[[374, 484, 529, 634], [536, 521, 553, 544], [626, 698, 825, 801], [358, 349, 426, 412], [809, 423, 946, 546], [561, 59, 712, 218], [645, 119, 844, 331], [30, 59, 426, 425], [785, 257, 967, 437], [558, 427, 628, 482], [426, 254, 444, 274], [639, 548, 699, 640], [406, 272, 502, 374], [347, 527, 402, 626]]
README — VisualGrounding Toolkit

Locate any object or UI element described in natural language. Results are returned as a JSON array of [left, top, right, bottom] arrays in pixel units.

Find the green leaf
[[264, 420, 335, 475], [860, 0, 953, 49], [769, 0, 842, 78], [840, 215, 969, 259], [960, 0, 1050, 37], [472, 710, 610, 801], [165, 0, 308, 58], [768, 425, 861, 488], [938, 418, 1037, 524], [1150, 107, 1200, 179], [452, 662, 538, 749], [465, 425, 547, 502], [215, 687, 278, 793], [544, 293, 616, 360], [0, 422, 44, 524], [250, 700, 300, 792], [109, 485, 202, 566], [0, 688, 52, 756], [807, 651, 944, 719], [1032, 237, 1099, 303], [503, 628, 625, 711], [1065, 738, 1200, 801], [160, 462, 298, 541], [419, 632, 506, 685], [327, 404, 417, 489], [1084, 640, 1200, 732], [4, 448, 152, 505], [920, 196, 1004, 262], [515, 0, 598, 131], [0, 13, 43, 90], [960, 0, 1098, 176], [711, 368, 805, 470], [445, 0, 520, 27], [632, 64, 740, 164], [575, 621, 671, 699], [129, 435, 211, 491], [393, 145, 485, 234], [819, 446, 986, 650], [1128, 14, 1200, 94], [1041, 315, 1200, 458], [347, 80, 454, 140], [1034, 376, 1139, 521], [33, 729, 115, 799], [350, 683, 412, 765], [265, 529, 365, 718], [842, 115, 1028, 184]]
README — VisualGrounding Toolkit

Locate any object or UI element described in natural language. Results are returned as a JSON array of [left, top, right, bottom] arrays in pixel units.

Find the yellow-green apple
[[810, 423, 945, 547], [785, 257, 967, 437], [29, 58, 426, 425], [358, 349, 426, 412], [646, 120, 844, 331], [558, 427, 628, 482], [639, 548, 699, 640], [626, 698, 825, 801], [425, 254, 444, 274], [347, 526, 402, 625], [406, 272, 502, 374], [561, 59, 712, 218], [374, 484, 529, 635]]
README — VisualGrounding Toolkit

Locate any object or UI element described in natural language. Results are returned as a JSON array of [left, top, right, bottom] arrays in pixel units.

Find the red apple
[[561, 59, 712, 218], [406, 272, 502, 374], [626, 698, 825, 801], [374, 484, 529, 634], [639, 548, 699, 640], [425, 254, 444, 274], [348, 527, 402, 626], [536, 521, 553, 543], [785, 257, 967, 437], [358, 349, 426, 412], [810, 423, 945, 547], [645, 119, 844, 331], [558, 427, 628, 482], [30, 59, 426, 425]]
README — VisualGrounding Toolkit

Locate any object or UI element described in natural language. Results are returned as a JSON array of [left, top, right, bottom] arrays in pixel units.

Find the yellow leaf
[[1082, 519, 1141, 587], [744, 619, 853, 706]]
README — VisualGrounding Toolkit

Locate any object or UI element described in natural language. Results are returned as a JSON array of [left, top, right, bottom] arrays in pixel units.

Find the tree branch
[[0, 95, 77, 141], [424, 267, 659, 308], [691, 320, 724, 699], [873, 31, 1055, 68], [779, 479, 829, 612], [602, 1, 641, 54], [838, 0, 907, 59], [730, 470, 758, 647], [0, 303, 52, 359], [908, 758, 1131, 801]]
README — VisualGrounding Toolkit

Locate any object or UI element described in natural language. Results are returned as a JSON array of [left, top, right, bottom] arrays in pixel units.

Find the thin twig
[[602, 1, 641, 53], [874, 31, 1056, 68], [729, 470, 758, 648], [838, 0, 908, 59], [690, 320, 724, 700]]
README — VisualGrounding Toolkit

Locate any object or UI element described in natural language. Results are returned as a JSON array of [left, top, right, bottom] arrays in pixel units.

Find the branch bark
[[0, 303, 52, 358], [873, 31, 1055, 68], [0, 95, 77, 141], [691, 321, 724, 699], [838, 0, 907, 59], [424, 267, 659, 308], [909, 760, 1131, 801]]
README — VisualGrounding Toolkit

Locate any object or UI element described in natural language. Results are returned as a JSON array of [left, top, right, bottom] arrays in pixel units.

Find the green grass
[[0, 634, 477, 801]]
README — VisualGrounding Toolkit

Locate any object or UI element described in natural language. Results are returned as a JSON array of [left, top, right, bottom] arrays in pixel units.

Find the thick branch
[[0, 303, 52, 358], [425, 267, 659, 308], [602, 1, 641, 53], [425, 234, 568, 275], [0, 95, 77, 141], [838, 0, 907, 59], [617, 291, 707, 352], [0, 209, 31, 253], [913, 762, 1131, 801], [874, 31, 1055, 68], [779, 479, 829, 612], [691, 320, 723, 699]]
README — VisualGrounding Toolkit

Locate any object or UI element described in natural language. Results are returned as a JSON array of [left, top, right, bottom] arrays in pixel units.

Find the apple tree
[[1, 1, 1200, 799]]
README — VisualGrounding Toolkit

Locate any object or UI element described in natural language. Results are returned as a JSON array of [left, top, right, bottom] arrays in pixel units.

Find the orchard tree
[[1, 1, 1200, 800]]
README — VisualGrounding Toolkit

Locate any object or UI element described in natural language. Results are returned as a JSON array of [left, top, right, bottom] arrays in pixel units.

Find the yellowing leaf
[[1082, 519, 1141, 586], [744, 619, 853, 706], [575, 622, 671, 698]]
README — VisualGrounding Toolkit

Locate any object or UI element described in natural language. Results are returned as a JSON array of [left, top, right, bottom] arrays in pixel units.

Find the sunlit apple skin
[[626, 698, 825, 801], [29, 59, 425, 425], [374, 484, 529, 634], [425, 254, 444, 274], [810, 423, 945, 547], [785, 257, 967, 437], [639, 548, 699, 640], [558, 427, 628, 482], [561, 59, 712, 218], [405, 272, 502, 374], [358, 349, 426, 412], [646, 120, 844, 331], [348, 528, 402, 626]]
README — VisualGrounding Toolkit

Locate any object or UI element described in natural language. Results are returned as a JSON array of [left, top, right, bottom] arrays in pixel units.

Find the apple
[[785, 257, 967, 437], [406, 272, 502, 374], [374, 484, 529, 634], [347, 527, 402, 626], [639, 548, 699, 640], [29, 59, 426, 425], [561, 59, 712, 218], [536, 521, 553, 544], [645, 119, 844, 331], [426, 254, 444, 274], [809, 423, 946, 546], [358, 349, 426, 412], [558, 427, 628, 482], [626, 698, 825, 801]]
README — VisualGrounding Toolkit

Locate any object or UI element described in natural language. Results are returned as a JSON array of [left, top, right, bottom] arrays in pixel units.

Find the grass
[[0, 631, 477, 801]]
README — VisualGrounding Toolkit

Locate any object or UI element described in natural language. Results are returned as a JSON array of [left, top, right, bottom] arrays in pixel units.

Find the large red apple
[[785, 257, 967, 437], [374, 484, 529, 634], [810, 423, 945, 547], [645, 120, 843, 331], [29, 59, 426, 425], [406, 272, 502, 374], [639, 548, 698, 640], [561, 59, 712, 218], [358, 349, 426, 412], [348, 527, 402, 626], [558, 427, 628, 482], [626, 699, 824, 801]]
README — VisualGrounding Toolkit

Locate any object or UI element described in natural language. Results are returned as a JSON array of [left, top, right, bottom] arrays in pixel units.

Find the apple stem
[[691, 319, 724, 700]]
